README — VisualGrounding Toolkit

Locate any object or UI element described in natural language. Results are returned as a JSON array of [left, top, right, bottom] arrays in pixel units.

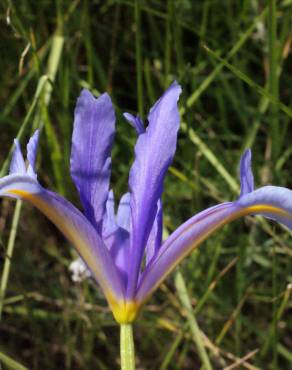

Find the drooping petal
[[70, 89, 115, 232], [0, 174, 125, 309], [137, 186, 292, 305], [9, 140, 26, 175], [127, 81, 182, 297], [27, 130, 40, 178], [123, 113, 145, 135], [237, 186, 292, 229], [145, 199, 163, 266], [240, 149, 254, 197]]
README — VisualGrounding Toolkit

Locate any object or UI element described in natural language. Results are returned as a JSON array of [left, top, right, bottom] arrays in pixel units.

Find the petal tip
[[239, 149, 254, 197], [123, 112, 145, 135], [9, 139, 26, 175], [27, 130, 40, 176]]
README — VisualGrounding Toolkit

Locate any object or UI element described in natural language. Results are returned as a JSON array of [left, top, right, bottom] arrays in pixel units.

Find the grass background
[[0, 0, 292, 369]]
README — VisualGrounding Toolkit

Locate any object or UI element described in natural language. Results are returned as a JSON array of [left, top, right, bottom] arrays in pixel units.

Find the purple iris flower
[[0, 81, 291, 323]]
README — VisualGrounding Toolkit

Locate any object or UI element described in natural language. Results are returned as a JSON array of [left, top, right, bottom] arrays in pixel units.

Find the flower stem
[[120, 324, 135, 370]]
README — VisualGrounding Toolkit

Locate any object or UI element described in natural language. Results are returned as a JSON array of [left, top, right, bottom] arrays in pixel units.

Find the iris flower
[[0, 81, 291, 327]]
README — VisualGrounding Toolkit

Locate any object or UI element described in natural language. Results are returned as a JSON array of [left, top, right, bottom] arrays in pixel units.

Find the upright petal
[[106, 227, 130, 287], [27, 130, 40, 178], [137, 186, 292, 305], [123, 113, 145, 135], [127, 81, 182, 297], [117, 192, 131, 232], [70, 89, 115, 232], [101, 192, 132, 287], [145, 199, 163, 266], [239, 149, 254, 196], [0, 174, 125, 311], [9, 140, 26, 175], [102, 190, 117, 238]]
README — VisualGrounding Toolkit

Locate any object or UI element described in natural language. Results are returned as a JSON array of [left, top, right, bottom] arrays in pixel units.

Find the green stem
[[120, 324, 135, 370]]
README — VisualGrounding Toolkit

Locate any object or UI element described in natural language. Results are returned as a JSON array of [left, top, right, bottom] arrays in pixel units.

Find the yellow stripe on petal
[[242, 204, 291, 219], [8, 189, 122, 311], [137, 202, 291, 307]]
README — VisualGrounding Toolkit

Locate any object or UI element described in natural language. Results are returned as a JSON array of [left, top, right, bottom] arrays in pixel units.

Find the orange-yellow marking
[[138, 203, 291, 306], [8, 190, 133, 322], [9, 190, 290, 322]]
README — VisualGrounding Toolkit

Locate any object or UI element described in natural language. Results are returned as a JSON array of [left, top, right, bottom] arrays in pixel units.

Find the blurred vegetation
[[0, 0, 291, 369]]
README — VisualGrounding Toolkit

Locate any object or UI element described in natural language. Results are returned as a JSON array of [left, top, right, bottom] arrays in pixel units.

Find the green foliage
[[0, 0, 291, 368]]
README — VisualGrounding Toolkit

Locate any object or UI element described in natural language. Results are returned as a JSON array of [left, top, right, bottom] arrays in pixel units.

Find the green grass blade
[[187, 128, 239, 193], [203, 45, 292, 119], [135, 0, 144, 118], [175, 270, 213, 370], [0, 350, 29, 370]]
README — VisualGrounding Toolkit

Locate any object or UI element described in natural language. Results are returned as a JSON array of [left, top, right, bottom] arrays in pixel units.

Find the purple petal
[[117, 192, 131, 232], [127, 81, 182, 297], [123, 113, 145, 135], [27, 130, 40, 178], [105, 227, 130, 287], [102, 192, 132, 287], [145, 199, 163, 266], [0, 174, 125, 308], [237, 186, 292, 229], [102, 190, 117, 237], [137, 185, 292, 305], [9, 140, 26, 175], [239, 149, 254, 197], [70, 90, 115, 232]]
